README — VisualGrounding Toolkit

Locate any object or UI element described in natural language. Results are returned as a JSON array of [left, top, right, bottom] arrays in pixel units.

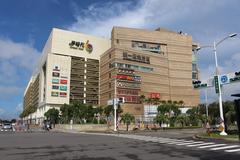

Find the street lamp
[[114, 78, 117, 131], [196, 33, 237, 136]]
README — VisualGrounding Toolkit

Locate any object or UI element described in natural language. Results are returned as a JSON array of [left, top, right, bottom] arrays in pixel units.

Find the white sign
[[107, 100, 113, 105], [220, 74, 230, 85]]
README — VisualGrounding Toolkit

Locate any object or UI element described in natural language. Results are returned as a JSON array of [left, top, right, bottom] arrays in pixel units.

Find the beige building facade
[[23, 28, 111, 124], [23, 27, 199, 123], [100, 27, 200, 117]]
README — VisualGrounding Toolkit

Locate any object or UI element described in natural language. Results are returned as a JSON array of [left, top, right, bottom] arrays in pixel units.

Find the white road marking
[[166, 140, 194, 144], [175, 141, 203, 146], [198, 144, 226, 149], [187, 142, 215, 147], [210, 145, 239, 151], [225, 148, 240, 153]]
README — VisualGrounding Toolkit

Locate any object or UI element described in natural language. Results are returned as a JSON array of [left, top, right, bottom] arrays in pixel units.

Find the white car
[[1, 123, 13, 131]]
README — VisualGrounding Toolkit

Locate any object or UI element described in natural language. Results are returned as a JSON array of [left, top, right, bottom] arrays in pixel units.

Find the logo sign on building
[[52, 85, 59, 90], [51, 92, 59, 97], [52, 79, 59, 84], [116, 75, 141, 82], [123, 52, 150, 64], [52, 72, 60, 77], [53, 65, 60, 71], [60, 86, 67, 91], [60, 92, 67, 97], [69, 40, 93, 53], [60, 79, 68, 84], [117, 82, 140, 88], [220, 74, 230, 85], [150, 93, 160, 98]]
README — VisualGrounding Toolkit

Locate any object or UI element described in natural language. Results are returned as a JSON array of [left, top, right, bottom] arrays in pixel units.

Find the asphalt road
[[0, 131, 240, 160]]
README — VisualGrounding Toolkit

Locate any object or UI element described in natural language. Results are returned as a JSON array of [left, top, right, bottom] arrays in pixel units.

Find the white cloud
[[0, 37, 40, 70], [67, 0, 240, 103], [0, 108, 5, 115], [0, 37, 40, 101], [16, 103, 23, 113]]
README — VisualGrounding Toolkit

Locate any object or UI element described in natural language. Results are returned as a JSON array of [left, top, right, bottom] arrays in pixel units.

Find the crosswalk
[[108, 134, 240, 154], [80, 132, 240, 154]]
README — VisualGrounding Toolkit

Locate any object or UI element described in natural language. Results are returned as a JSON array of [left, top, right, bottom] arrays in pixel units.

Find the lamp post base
[[219, 122, 227, 135], [220, 130, 228, 136]]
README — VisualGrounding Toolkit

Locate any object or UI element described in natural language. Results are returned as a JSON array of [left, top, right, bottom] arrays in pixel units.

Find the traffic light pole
[[213, 41, 227, 135], [114, 78, 117, 132]]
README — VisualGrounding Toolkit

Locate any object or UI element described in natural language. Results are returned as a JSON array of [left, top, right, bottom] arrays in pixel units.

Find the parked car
[[1, 123, 13, 131]]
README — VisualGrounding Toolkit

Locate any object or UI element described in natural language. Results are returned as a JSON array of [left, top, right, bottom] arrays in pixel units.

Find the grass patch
[[199, 132, 239, 141]]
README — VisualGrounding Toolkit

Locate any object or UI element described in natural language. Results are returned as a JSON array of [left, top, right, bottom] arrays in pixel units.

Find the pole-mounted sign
[[214, 75, 219, 94]]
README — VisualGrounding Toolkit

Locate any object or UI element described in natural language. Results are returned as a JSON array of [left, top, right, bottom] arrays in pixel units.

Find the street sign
[[214, 75, 220, 94], [220, 74, 230, 85], [107, 100, 113, 105]]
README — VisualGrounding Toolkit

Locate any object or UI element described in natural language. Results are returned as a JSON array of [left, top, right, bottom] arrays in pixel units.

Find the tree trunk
[[127, 124, 129, 131]]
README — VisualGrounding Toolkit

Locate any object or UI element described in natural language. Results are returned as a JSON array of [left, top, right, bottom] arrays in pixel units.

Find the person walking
[[206, 122, 211, 136]]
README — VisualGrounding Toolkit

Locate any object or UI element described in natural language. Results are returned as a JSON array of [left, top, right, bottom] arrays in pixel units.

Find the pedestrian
[[206, 122, 211, 136]]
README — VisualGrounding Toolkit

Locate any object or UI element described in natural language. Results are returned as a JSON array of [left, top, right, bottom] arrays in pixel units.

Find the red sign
[[116, 75, 134, 81], [150, 93, 160, 98], [60, 92, 67, 97], [60, 79, 68, 84]]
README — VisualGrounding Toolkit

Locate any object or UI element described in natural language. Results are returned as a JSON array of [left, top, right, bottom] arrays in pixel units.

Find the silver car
[[1, 123, 13, 131]]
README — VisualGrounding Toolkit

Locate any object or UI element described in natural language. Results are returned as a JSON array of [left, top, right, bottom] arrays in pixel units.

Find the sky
[[0, 0, 240, 119]]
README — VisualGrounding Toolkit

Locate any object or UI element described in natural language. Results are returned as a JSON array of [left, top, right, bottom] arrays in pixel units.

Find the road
[[0, 130, 240, 160]]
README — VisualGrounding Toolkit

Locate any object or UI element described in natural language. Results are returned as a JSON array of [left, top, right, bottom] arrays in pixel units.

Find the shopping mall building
[[23, 27, 199, 124]]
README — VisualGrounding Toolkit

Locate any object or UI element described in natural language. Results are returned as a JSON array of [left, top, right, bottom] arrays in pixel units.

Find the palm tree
[[154, 114, 169, 127], [176, 115, 189, 128], [139, 95, 146, 104], [121, 113, 135, 131]]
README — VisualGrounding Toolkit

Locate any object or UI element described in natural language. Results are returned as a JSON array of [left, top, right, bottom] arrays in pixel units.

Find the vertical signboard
[[214, 75, 219, 94]]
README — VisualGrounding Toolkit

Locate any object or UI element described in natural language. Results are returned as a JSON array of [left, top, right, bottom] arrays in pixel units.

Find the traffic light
[[235, 72, 240, 76], [230, 71, 240, 82], [118, 97, 125, 104], [192, 80, 207, 89]]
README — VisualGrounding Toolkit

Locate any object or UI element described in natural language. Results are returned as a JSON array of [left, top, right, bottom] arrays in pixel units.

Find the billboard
[[150, 93, 160, 98], [60, 79, 68, 84]]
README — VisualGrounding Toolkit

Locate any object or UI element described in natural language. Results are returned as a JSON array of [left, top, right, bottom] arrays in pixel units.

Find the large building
[[23, 28, 110, 124], [23, 27, 199, 123], [100, 27, 199, 118]]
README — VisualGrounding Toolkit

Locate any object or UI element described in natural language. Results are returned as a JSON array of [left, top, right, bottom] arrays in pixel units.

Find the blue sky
[[0, 0, 240, 119]]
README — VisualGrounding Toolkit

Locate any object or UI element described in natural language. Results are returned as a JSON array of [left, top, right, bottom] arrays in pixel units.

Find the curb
[[194, 134, 240, 143]]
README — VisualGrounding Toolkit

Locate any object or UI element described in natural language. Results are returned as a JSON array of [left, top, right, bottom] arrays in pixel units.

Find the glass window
[[123, 52, 127, 58], [192, 63, 197, 71], [192, 72, 198, 80]]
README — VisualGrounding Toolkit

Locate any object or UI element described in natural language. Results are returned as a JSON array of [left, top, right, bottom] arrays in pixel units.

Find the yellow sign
[[69, 40, 93, 53]]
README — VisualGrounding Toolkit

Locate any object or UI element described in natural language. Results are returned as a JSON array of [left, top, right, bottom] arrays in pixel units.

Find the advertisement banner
[[60, 86, 67, 91], [52, 79, 59, 84], [60, 92, 67, 97], [52, 72, 60, 77], [51, 92, 59, 97], [150, 93, 160, 98], [52, 85, 59, 90], [60, 79, 68, 84]]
